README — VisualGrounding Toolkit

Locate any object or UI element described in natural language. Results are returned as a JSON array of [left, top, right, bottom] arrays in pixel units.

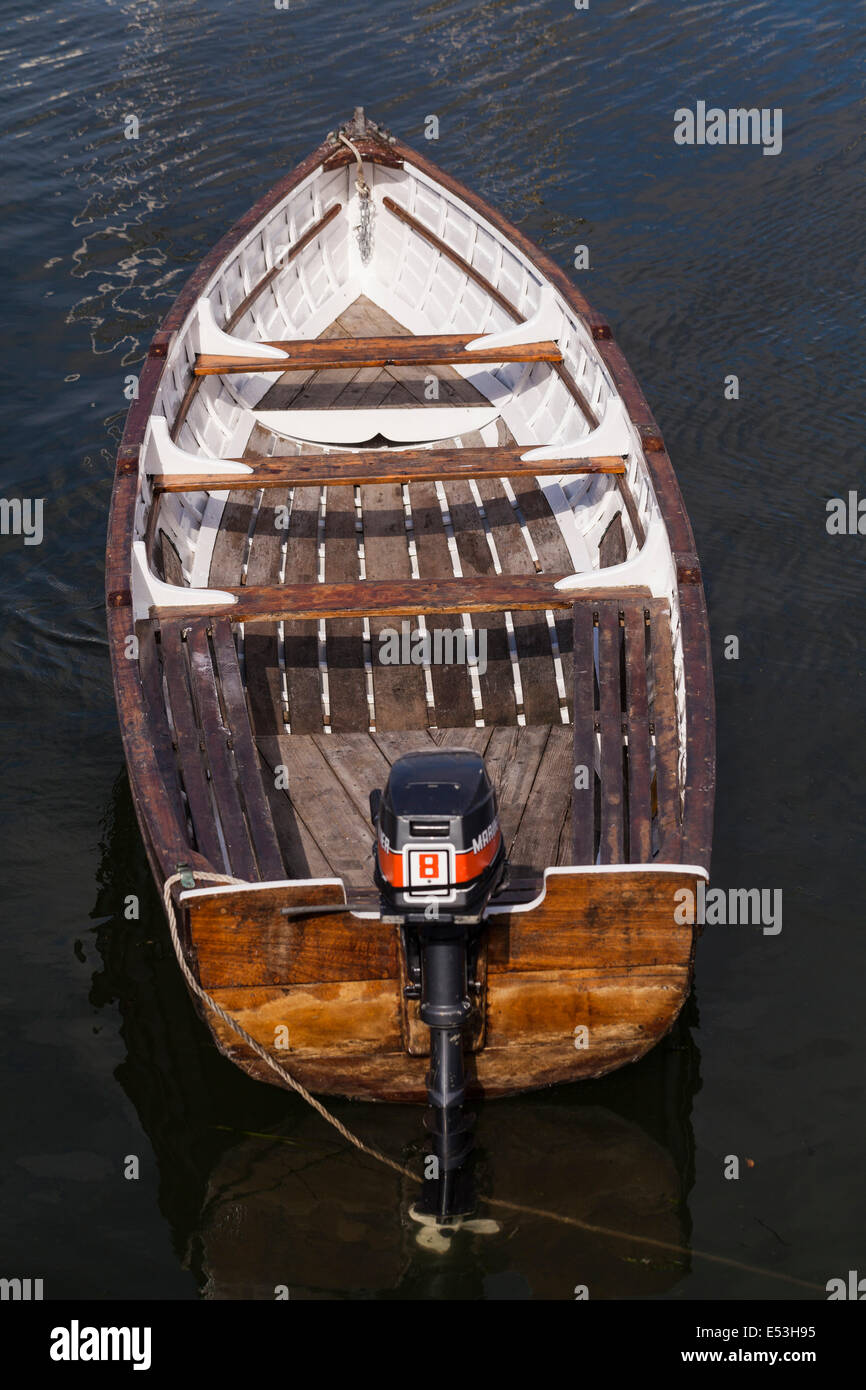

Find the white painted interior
[[253, 405, 503, 445], [130, 149, 686, 783]]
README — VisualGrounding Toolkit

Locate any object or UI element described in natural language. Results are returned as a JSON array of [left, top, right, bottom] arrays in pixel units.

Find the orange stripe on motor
[[378, 844, 406, 887], [454, 829, 501, 882], [377, 827, 501, 889]]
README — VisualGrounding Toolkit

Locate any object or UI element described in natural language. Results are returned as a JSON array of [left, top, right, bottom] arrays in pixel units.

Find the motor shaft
[[419, 921, 475, 1221]]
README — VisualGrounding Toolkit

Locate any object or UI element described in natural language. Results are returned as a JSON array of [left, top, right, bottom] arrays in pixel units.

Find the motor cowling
[[371, 749, 506, 921]]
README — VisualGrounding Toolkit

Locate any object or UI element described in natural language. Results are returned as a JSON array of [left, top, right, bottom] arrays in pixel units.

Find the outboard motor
[[370, 749, 507, 1223]]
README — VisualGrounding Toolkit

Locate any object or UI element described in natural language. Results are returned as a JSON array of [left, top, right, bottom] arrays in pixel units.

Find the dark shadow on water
[[90, 771, 700, 1300]]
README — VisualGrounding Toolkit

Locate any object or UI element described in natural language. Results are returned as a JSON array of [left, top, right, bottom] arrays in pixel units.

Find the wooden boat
[[106, 109, 715, 1211]]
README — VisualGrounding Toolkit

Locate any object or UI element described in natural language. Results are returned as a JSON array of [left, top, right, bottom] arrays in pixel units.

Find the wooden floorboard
[[409, 479, 477, 727], [508, 727, 574, 878], [571, 599, 597, 865], [210, 619, 286, 882], [255, 743, 334, 880], [159, 623, 225, 870], [208, 488, 256, 586], [323, 485, 368, 731], [243, 486, 287, 738], [137, 622, 188, 830], [312, 731, 391, 826], [186, 622, 260, 883], [371, 730, 437, 764], [256, 734, 379, 889], [431, 727, 494, 755], [596, 599, 626, 864], [484, 726, 551, 854], [281, 486, 322, 734], [477, 478, 561, 725], [444, 480, 517, 725], [648, 601, 681, 860], [361, 482, 428, 731], [621, 601, 652, 865], [512, 476, 576, 721]]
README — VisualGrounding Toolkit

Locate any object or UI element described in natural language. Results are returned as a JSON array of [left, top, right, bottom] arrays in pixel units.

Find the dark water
[[1, 0, 863, 1300]]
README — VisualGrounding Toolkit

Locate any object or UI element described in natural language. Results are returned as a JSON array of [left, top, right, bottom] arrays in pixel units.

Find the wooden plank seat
[[156, 616, 285, 881], [571, 593, 682, 866], [151, 448, 625, 493], [152, 574, 585, 624], [194, 333, 563, 376]]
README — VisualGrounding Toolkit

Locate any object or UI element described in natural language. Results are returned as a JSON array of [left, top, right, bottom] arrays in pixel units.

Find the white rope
[[337, 131, 370, 194], [338, 132, 374, 262], [162, 870, 415, 1181]]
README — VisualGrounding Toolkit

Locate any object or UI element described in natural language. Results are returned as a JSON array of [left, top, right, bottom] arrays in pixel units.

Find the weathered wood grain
[[621, 601, 652, 864], [409, 479, 477, 726], [194, 334, 563, 376], [210, 618, 286, 881], [596, 599, 626, 864], [487, 868, 697, 972], [323, 485, 368, 731], [153, 449, 624, 494], [281, 486, 322, 733], [160, 576, 582, 627], [159, 622, 226, 869], [571, 599, 596, 864], [187, 882, 397, 989], [361, 482, 428, 731]]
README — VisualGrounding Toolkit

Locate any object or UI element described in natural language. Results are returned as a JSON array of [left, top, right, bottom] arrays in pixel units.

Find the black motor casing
[[373, 749, 505, 920]]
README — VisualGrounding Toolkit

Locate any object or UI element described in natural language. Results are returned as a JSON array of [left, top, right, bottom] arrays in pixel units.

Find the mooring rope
[[162, 871, 414, 1181], [162, 870, 823, 1293], [337, 131, 374, 262], [337, 131, 370, 194]]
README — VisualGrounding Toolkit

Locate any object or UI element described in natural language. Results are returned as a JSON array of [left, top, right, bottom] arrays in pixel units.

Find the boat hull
[[106, 119, 715, 1102], [181, 867, 702, 1100]]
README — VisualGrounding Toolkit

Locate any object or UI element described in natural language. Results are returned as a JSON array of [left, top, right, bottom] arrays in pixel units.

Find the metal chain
[[338, 132, 374, 263]]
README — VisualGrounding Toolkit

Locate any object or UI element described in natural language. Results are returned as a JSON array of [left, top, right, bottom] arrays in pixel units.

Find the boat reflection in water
[[91, 774, 699, 1299]]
